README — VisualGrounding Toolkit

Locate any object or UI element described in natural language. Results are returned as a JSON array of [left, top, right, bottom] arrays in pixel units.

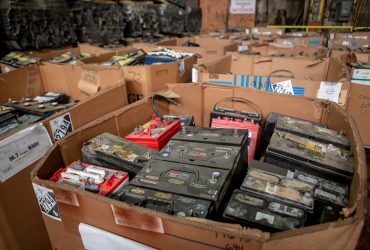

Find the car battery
[[50, 161, 129, 197], [125, 115, 181, 150]]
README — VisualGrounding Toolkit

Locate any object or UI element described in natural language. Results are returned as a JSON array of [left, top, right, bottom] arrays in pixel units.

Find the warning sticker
[[50, 112, 73, 141], [32, 183, 61, 221]]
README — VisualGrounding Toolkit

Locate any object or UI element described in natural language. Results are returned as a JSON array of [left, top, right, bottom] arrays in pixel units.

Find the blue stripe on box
[[208, 80, 233, 85], [265, 76, 270, 91], [246, 75, 249, 88], [233, 74, 237, 86], [241, 75, 245, 87], [253, 76, 257, 88], [258, 76, 263, 90], [293, 87, 305, 96], [308, 40, 320, 46]]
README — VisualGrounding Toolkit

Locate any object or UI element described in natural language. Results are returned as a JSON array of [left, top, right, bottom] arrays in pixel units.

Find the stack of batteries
[[55, 108, 355, 232], [48, 51, 95, 65], [79, 110, 249, 219], [0, 0, 77, 50], [122, 126, 250, 218], [99, 48, 193, 67], [122, 2, 160, 38], [0, 92, 76, 135], [0, 52, 37, 68], [224, 113, 354, 231], [73, 1, 126, 44], [100, 49, 146, 67]]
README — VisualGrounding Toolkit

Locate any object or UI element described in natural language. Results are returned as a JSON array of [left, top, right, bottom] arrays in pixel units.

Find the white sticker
[[238, 45, 249, 51], [344, 34, 368, 40], [192, 68, 198, 83], [178, 60, 185, 77], [32, 183, 61, 221], [255, 212, 275, 225], [0, 124, 52, 182], [271, 80, 294, 95], [287, 170, 295, 178], [317, 82, 342, 103], [230, 0, 256, 14], [352, 69, 370, 85], [50, 113, 74, 141], [3, 66, 11, 73]]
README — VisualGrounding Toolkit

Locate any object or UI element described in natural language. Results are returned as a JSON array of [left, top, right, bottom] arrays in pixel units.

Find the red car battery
[[50, 161, 129, 196], [125, 115, 181, 150], [210, 97, 262, 164], [212, 118, 260, 164]]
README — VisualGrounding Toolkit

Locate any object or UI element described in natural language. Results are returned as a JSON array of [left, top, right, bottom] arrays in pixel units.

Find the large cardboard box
[[251, 44, 328, 57], [275, 34, 327, 47], [31, 83, 366, 250], [0, 84, 128, 250], [156, 37, 238, 64], [201, 52, 342, 81], [38, 45, 113, 101], [332, 32, 370, 49], [193, 54, 349, 106], [80, 48, 197, 103]]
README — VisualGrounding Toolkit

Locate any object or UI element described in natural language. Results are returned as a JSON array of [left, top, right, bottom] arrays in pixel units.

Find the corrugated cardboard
[[201, 53, 348, 81], [346, 81, 370, 147], [38, 45, 112, 101], [275, 36, 327, 47], [31, 83, 366, 250], [354, 52, 370, 64], [156, 37, 238, 64], [0, 65, 44, 103], [193, 54, 349, 106], [0, 84, 128, 250], [222, 52, 338, 81], [332, 32, 370, 49], [250, 44, 328, 57], [80, 48, 197, 104]]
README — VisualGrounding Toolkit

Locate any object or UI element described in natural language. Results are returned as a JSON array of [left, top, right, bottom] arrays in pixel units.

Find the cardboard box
[[347, 68, 370, 147], [275, 34, 327, 47], [0, 65, 44, 103], [156, 37, 238, 64], [0, 84, 128, 250], [330, 50, 352, 65], [80, 48, 197, 104], [193, 54, 349, 105], [250, 44, 328, 57], [31, 83, 366, 250], [332, 32, 370, 49], [354, 52, 370, 64], [38, 45, 112, 101]]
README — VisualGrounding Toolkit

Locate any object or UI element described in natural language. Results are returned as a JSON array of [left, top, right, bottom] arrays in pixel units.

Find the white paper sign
[[317, 82, 342, 103], [192, 68, 198, 83], [238, 45, 249, 51], [352, 69, 370, 85], [230, 0, 256, 14], [79, 223, 156, 250], [0, 124, 52, 182], [271, 80, 294, 95], [178, 60, 185, 76]]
